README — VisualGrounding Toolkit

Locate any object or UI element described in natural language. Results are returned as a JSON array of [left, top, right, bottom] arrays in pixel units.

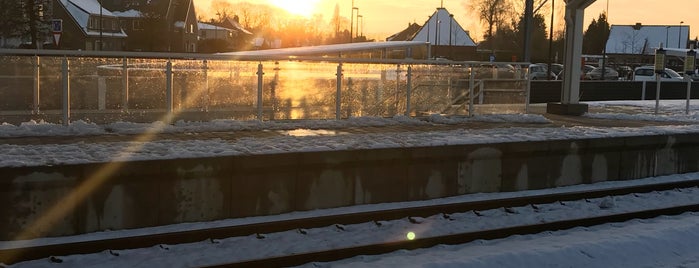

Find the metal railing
[[0, 49, 532, 125]]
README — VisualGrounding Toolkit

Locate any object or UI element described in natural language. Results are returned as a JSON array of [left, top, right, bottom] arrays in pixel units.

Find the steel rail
[[2, 179, 698, 264]]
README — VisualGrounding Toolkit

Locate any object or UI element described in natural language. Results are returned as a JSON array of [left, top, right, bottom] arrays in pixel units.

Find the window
[[89, 16, 100, 30]]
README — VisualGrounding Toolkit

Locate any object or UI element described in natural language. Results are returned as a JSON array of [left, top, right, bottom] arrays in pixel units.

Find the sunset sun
[[268, 0, 320, 17]]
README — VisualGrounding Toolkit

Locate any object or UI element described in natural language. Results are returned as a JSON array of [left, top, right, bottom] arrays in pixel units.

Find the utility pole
[[523, 0, 533, 62], [99, 0, 103, 50]]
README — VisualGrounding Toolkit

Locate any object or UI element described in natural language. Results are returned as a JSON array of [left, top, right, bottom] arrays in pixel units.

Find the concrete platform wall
[[2, 133, 699, 239]]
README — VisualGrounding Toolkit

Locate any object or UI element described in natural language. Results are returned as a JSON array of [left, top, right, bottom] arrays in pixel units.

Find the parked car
[[528, 64, 556, 80], [550, 63, 564, 79], [585, 67, 619, 80], [632, 66, 684, 81], [616, 66, 633, 80], [581, 65, 595, 79], [474, 64, 516, 79]]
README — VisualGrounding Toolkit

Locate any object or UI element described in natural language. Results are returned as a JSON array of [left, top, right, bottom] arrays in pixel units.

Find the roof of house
[[606, 24, 690, 55], [59, 0, 128, 38], [221, 17, 253, 35], [387, 8, 475, 47], [386, 23, 422, 42]]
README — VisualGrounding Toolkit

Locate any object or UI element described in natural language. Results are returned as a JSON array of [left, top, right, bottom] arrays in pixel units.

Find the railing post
[[641, 81, 647, 100], [336, 62, 343, 120], [687, 77, 692, 115], [122, 57, 129, 111], [525, 66, 531, 113], [395, 64, 401, 116], [405, 65, 412, 116], [655, 74, 661, 115], [33, 55, 40, 114], [468, 64, 475, 116], [61, 57, 70, 125], [203, 59, 209, 112], [257, 62, 264, 120], [479, 81, 484, 104], [166, 60, 173, 113], [98, 76, 106, 110]]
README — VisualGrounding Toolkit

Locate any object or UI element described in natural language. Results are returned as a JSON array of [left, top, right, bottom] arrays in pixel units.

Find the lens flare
[[268, 0, 320, 17], [407, 231, 416, 240]]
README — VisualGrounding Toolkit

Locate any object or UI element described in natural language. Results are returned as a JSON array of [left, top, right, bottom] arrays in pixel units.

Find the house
[[605, 23, 691, 67], [106, 0, 199, 52], [387, 8, 477, 60], [52, 0, 128, 50]]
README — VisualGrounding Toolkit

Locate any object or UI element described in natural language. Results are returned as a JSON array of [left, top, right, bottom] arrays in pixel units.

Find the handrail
[[0, 48, 531, 66]]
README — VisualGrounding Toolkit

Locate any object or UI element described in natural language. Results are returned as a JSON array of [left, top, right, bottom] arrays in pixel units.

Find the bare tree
[[331, 3, 341, 38], [468, 0, 512, 40]]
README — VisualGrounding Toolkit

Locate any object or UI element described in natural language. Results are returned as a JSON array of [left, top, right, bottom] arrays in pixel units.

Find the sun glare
[[268, 0, 319, 17]]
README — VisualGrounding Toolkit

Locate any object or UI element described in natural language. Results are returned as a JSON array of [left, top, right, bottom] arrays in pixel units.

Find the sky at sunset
[[193, 0, 698, 42]]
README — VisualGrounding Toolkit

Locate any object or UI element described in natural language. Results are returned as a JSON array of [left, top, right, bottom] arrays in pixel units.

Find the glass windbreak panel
[[0, 56, 35, 112], [471, 78, 528, 115], [70, 57, 122, 109], [37, 57, 64, 113], [206, 60, 260, 120], [126, 58, 168, 111], [271, 61, 340, 120], [342, 63, 384, 118], [410, 64, 470, 116], [343, 63, 414, 118]]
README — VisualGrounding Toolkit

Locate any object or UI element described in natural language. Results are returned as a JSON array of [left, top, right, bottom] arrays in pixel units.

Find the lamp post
[[350, 1, 357, 43], [98, 0, 103, 51], [679, 21, 684, 48], [357, 14, 363, 38], [666, 26, 670, 48]]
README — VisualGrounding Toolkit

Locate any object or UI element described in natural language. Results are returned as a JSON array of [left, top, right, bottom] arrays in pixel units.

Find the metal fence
[[0, 49, 532, 125]]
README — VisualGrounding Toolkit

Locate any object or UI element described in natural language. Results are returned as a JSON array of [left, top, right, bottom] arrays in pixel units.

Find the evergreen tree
[[583, 12, 610, 54]]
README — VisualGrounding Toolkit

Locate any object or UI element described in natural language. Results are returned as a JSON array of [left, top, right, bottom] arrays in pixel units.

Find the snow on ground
[[2, 100, 699, 267], [0, 100, 698, 168]]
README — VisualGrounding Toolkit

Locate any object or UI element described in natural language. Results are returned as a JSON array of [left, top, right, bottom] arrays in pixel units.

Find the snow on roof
[[59, 0, 128, 38], [224, 18, 253, 35], [411, 8, 476, 47], [197, 22, 234, 31], [112, 9, 142, 18], [606, 24, 690, 55]]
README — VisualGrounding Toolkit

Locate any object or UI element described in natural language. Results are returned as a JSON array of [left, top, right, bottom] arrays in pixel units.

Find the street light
[[350, 1, 358, 43], [679, 21, 684, 49], [98, 0, 103, 50], [357, 14, 363, 38]]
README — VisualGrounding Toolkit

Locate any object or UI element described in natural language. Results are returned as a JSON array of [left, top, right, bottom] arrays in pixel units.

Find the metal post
[[525, 68, 531, 113], [336, 63, 343, 120], [642, 81, 646, 100], [655, 74, 661, 115], [61, 57, 70, 125], [686, 76, 692, 115], [166, 60, 173, 113], [33, 56, 40, 114], [256, 63, 264, 120], [203, 60, 209, 112], [122, 57, 129, 111], [395, 64, 401, 115], [406, 65, 412, 116], [468, 64, 475, 116]]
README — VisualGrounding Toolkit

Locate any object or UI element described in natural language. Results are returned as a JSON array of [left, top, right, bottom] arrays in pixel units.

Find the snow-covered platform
[[2, 101, 699, 240]]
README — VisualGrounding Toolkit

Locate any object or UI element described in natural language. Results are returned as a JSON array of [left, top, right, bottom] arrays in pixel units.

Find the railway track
[[3, 179, 699, 266]]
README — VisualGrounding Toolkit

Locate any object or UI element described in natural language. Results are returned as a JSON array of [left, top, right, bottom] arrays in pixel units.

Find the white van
[[632, 66, 684, 81]]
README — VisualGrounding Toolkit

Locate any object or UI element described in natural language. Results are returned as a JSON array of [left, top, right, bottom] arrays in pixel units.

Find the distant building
[[387, 8, 477, 60], [605, 23, 691, 67], [52, 0, 128, 50]]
